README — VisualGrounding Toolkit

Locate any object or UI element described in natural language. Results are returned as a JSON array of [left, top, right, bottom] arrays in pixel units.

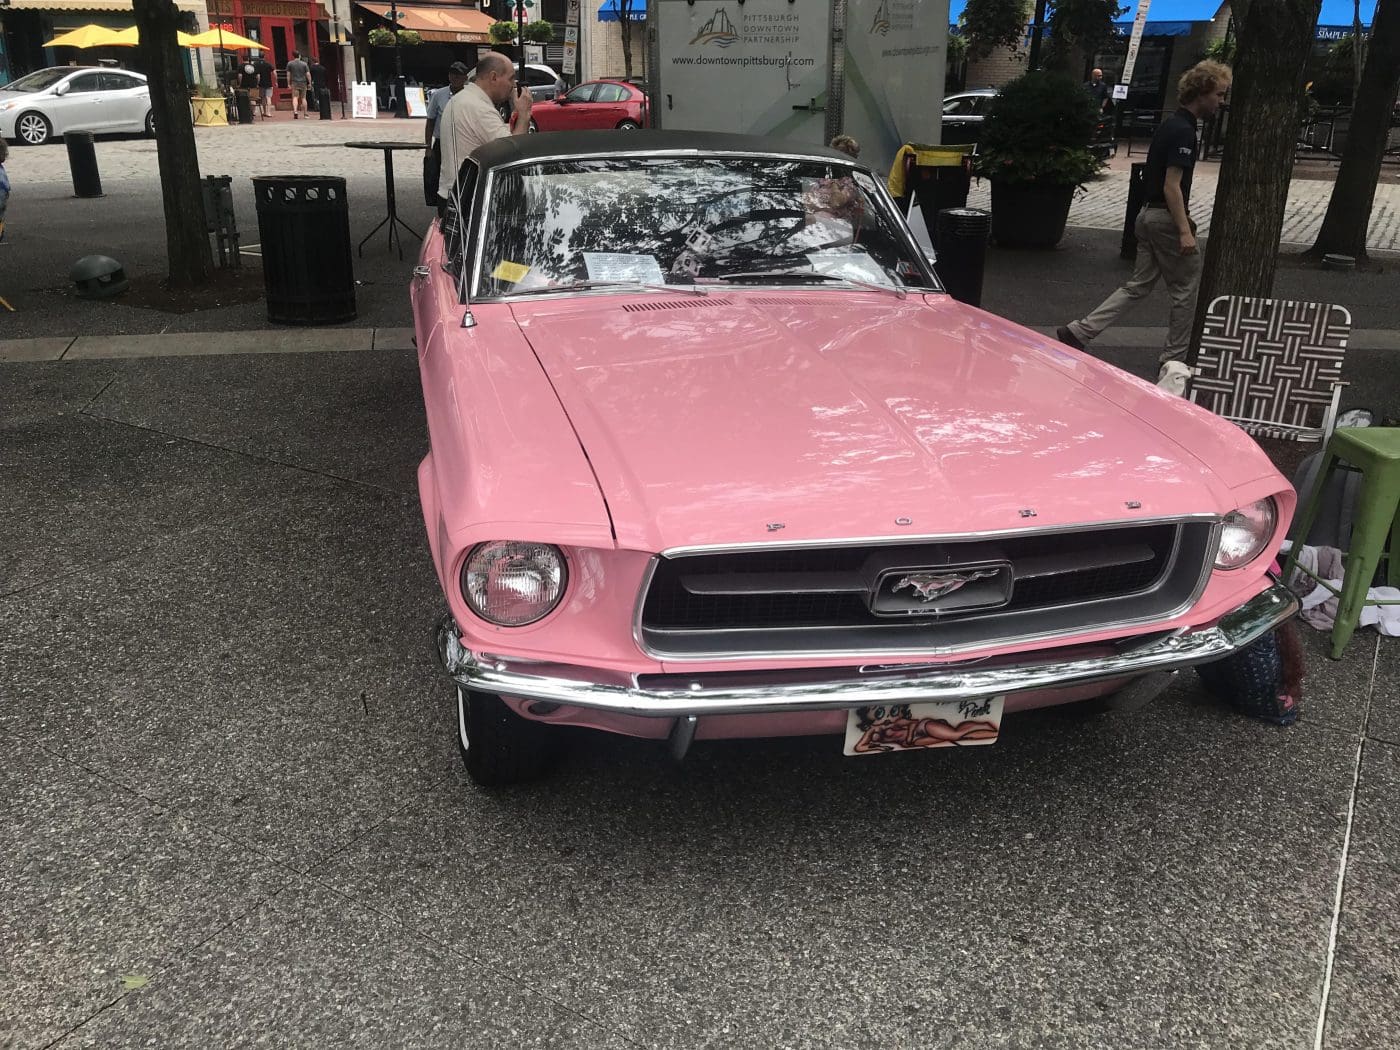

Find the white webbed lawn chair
[[1189, 295, 1351, 444]]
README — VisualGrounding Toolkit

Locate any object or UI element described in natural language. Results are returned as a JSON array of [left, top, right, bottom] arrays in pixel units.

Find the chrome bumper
[[438, 584, 1299, 718]]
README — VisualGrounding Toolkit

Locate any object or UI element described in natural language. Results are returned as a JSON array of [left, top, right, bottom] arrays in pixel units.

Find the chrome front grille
[[637, 521, 1217, 658]]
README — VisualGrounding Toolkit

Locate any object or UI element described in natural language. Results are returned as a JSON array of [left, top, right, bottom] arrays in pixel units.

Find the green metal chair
[[1283, 427, 1400, 658]]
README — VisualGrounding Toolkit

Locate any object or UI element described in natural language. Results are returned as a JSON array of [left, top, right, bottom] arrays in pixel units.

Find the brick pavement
[[967, 162, 1400, 250]]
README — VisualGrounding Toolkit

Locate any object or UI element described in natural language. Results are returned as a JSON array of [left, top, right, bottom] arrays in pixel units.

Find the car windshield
[[471, 156, 935, 299], [3, 68, 73, 92]]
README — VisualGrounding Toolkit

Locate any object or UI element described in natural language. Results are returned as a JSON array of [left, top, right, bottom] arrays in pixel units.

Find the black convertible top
[[470, 129, 860, 172]]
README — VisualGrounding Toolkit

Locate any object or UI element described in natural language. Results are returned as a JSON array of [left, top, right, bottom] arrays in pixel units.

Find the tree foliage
[[962, 0, 1030, 62], [1045, 0, 1125, 73]]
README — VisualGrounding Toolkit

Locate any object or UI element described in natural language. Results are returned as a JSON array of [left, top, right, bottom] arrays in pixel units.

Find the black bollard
[[934, 207, 992, 308], [66, 131, 103, 199], [1121, 162, 1147, 260], [318, 87, 332, 120], [235, 89, 254, 124]]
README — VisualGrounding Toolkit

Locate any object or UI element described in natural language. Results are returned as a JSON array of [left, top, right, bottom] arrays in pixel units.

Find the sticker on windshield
[[492, 261, 531, 284], [583, 253, 665, 284], [806, 249, 895, 289]]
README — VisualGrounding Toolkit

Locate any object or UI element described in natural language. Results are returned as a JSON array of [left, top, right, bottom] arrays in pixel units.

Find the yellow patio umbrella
[[185, 28, 265, 50], [106, 25, 201, 47], [42, 24, 127, 48]]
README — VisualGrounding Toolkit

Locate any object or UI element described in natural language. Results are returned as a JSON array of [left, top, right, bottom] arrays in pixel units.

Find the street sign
[[563, 25, 578, 75], [1121, 0, 1152, 88], [566, 0, 580, 26], [524, 43, 545, 64], [1112, 83, 1129, 100]]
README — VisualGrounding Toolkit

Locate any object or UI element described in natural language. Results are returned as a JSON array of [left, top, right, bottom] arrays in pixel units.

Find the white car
[[0, 66, 152, 146]]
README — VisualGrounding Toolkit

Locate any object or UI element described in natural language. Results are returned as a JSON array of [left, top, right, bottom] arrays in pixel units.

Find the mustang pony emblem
[[892, 569, 999, 603]]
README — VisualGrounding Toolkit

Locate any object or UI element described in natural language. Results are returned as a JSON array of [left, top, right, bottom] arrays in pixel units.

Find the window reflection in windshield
[[471, 157, 933, 299], [4, 68, 74, 93]]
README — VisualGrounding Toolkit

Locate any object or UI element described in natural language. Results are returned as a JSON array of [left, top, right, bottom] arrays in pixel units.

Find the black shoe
[[1055, 325, 1086, 351]]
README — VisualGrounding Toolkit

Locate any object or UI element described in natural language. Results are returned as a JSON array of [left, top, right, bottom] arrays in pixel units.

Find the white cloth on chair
[[1287, 543, 1400, 636]]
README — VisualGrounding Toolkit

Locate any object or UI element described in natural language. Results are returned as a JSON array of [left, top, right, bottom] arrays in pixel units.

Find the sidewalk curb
[[0, 327, 415, 363]]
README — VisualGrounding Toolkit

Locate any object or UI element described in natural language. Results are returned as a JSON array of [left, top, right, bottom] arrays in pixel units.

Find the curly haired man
[[1057, 60, 1232, 383]]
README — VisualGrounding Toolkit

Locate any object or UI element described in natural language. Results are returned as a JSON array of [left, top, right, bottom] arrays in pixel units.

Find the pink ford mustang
[[412, 131, 1300, 785]]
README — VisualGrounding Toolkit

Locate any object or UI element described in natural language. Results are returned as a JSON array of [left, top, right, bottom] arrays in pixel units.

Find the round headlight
[[460, 542, 568, 626], [1215, 498, 1278, 570]]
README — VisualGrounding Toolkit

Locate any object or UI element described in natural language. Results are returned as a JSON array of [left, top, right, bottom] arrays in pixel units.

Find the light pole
[[388, 0, 406, 116]]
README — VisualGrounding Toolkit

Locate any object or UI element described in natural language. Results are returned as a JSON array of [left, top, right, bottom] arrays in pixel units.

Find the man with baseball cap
[[423, 61, 471, 206]]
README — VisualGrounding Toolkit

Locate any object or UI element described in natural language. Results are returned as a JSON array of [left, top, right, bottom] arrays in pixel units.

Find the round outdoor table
[[345, 140, 426, 260]]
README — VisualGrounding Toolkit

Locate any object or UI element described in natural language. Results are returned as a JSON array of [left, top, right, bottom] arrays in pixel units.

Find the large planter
[[989, 179, 1076, 249]]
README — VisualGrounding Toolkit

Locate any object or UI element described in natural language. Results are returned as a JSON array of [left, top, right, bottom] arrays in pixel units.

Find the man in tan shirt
[[438, 52, 533, 204]]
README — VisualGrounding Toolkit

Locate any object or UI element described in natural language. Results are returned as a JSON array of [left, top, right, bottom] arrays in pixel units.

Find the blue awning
[[598, 0, 645, 21], [950, 0, 1226, 36]]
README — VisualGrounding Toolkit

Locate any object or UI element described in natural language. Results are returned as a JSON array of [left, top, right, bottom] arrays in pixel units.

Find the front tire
[[16, 112, 51, 146], [456, 687, 562, 786], [144, 109, 155, 136], [617, 120, 640, 130]]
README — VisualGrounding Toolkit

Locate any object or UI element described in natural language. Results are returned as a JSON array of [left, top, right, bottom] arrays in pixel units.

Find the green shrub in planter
[[972, 70, 1104, 248], [524, 20, 554, 43], [395, 29, 423, 45], [366, 26, 395, 46], [489, 21, 518, 43]]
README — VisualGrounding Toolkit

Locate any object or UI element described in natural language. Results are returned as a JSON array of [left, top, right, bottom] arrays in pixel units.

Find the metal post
[[1027, 0, 1047, 70]]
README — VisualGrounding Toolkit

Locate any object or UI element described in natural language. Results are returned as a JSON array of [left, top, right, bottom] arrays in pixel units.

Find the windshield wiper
[[506, 280, 708, 298], [718, 269, 907, 299]]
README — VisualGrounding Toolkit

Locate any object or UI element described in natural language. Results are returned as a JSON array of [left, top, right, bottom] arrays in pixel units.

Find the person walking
[[252, 53, 273, 117], [1085, 68, 1111, 114], [286, 50, 310, 119], [423, 61, 469, 206], [309, 55, 328, 115], [437, 52, 532, 207], [1056, 60, 1232, 383]]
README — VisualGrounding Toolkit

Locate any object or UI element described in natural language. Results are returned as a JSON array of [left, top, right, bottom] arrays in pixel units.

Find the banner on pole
[[405, 86, 427, 117], [524, 43, 545, 64], [1120, 0, 1152, 88]]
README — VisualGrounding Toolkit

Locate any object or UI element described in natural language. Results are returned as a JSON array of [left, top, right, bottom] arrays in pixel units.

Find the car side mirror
[[55, 82, 71, 96]]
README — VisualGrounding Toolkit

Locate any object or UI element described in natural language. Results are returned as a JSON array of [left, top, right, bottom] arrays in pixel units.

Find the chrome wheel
[[617, 120, 640, 130], [17, 112, 51, 146], [144, 110, 155, 136]]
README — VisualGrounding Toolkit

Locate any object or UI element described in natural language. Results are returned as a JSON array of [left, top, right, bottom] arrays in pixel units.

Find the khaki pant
[[1068, 207, 1203, 363]]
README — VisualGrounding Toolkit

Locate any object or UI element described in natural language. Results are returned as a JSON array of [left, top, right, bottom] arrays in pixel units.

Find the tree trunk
[[134, 0, 213, 289], [1189, 0, 1321, 360], [1308, 0, 1400, 262], [619, 0, 634, 80]]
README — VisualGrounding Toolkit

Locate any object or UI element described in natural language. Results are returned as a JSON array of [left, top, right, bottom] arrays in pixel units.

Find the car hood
[[512, 292, 1278, 553]]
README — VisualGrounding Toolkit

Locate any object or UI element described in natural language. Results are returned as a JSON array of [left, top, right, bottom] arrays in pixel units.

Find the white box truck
[[645, 0, 950, 177]]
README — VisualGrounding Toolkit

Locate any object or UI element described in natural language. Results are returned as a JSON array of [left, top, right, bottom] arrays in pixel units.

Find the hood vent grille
[[747, 296, 814, 306], [621, 297, 734, 313]]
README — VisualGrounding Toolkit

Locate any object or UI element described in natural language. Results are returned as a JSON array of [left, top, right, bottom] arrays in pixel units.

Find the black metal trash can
[[234, 89, 254, 124], [66, 131, 103, 198], [914, 163, 972, 252], [252, 176, 356, 325], [934, 207, 991, 308], [1121, 162, 1147, 260], [318, 88, 333, 120]]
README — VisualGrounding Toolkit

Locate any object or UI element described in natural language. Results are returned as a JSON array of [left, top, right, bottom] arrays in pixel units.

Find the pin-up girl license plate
[[843, 698, 1005, 756]]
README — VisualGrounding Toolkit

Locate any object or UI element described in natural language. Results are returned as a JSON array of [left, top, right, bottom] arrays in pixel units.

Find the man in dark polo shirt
[[1057, 60, 1232, 380]]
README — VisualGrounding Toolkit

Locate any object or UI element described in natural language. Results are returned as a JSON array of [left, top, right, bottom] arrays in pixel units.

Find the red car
[[527, 79, 649, 133]]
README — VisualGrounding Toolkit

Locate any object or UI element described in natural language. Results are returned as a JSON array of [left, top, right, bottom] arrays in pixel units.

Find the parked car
[[0, 66, 151, 145], [415, 130, 1299, 785], [526, 79, 648, 132], [469, 62, 565, 102], [939, 88, 996, 146]]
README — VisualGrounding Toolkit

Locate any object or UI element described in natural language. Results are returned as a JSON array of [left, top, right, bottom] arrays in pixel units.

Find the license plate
[[843, 698, 1004, 756]]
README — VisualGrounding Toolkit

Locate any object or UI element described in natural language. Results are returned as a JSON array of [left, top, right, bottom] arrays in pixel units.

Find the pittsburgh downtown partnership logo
[[690, 6, 740, 47], [870, 0, 891, 35]]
